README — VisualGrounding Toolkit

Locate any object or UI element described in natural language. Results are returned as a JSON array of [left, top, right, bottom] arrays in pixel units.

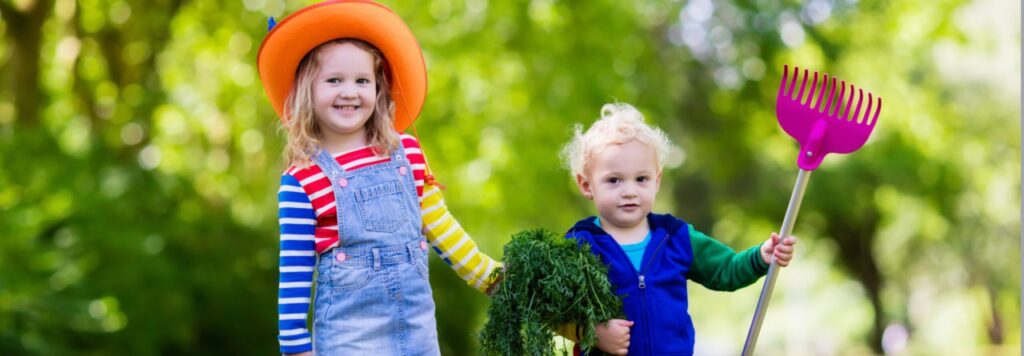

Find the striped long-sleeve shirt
[[276, 134, 500, 354]]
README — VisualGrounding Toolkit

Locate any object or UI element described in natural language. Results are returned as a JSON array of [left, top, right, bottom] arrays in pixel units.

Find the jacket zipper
[[634, 233, 670, 355], [637, 235, 669, 289]]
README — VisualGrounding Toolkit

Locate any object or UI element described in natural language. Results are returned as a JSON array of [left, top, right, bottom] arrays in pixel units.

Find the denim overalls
[[311, 144, 439, 355]]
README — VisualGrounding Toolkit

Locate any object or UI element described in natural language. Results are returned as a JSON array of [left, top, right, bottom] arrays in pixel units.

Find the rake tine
[[870, 97, 882, 126], [805, 71, 819, 106], [861, 93, 874, 125], [817, 76, 835, 113], [850, 88, 865, 123], [788, 67, 800, 98], [833, 80, 846, 117], [795, 69, 809, 102], [780, 65, 791, 97], [819, 77, 835, 114], [812, 74, 827, 110], [842, 84, 856, 120]]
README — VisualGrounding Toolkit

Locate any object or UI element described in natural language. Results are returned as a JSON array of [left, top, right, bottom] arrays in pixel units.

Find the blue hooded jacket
[[566, 212, 769, 355]]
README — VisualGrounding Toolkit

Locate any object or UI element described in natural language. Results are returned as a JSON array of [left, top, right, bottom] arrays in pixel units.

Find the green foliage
[[0, 0, 1017, 354], [480, 229, 623, 355]]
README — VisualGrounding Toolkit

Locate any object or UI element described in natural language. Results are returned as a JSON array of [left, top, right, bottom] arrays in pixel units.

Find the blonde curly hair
[[560, 103, 673, 177]]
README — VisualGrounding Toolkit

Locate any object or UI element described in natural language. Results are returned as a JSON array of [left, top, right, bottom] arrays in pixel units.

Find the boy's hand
[[761, 232, 797, 266], [594, 319, 633, 355]]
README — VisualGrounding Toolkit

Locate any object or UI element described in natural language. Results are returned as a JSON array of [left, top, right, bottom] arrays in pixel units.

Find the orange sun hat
[[257, 0, 427, 132]]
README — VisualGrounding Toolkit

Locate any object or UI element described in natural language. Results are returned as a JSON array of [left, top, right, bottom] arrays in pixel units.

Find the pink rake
[[742, 65, 881, 355]]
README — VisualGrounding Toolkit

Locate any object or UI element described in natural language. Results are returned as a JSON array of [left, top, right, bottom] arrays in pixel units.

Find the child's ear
[[575, 174, 593, 200], [655, 170, 663, 192]]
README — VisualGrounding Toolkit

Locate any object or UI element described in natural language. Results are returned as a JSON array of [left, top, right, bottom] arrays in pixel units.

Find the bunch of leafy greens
[[480, 229, 624, 355]]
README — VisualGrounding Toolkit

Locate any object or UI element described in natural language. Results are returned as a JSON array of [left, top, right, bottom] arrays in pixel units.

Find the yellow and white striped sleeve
[[419, 184, 501, 293]]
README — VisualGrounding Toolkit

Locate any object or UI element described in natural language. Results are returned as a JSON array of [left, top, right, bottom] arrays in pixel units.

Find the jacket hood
[[567, 213, 686, 237]]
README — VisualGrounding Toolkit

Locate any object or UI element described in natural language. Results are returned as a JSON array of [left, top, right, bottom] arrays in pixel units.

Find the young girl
[[558, 103, 797, 355], [257, 1, 500, 354]]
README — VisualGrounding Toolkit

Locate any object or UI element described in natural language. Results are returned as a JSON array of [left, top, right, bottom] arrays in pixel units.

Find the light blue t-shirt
[[594, 218, 651, 272]]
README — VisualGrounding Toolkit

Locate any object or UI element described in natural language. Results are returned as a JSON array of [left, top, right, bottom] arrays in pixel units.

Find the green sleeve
[[686, 224, 770, 291]]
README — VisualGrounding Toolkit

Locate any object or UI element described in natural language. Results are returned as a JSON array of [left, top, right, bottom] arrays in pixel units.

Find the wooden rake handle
[[741, 169, 812, 356]]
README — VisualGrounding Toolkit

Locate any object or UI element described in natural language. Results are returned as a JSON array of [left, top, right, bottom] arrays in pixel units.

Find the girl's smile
[[332, 105, 361, 112]]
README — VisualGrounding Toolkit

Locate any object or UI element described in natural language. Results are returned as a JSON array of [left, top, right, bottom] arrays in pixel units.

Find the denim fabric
[[311, 145, 439, 355]]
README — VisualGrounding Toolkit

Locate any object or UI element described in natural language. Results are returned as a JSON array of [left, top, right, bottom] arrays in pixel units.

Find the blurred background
[[0, 0, 1019, 354]]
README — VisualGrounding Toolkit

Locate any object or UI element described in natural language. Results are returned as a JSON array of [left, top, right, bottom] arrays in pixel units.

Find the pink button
[[420, 241, 428, 250], [335, 252, 347, 262], [338, 178, 348, 187], [399, 166, 408, 176]]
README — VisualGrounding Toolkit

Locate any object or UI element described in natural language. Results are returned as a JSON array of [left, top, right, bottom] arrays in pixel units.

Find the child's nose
[[338, 85, 357, 98]]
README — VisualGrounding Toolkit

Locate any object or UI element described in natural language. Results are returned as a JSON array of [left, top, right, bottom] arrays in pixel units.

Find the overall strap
[[392, 141, 407, 162], [312, 148, 346, 175]]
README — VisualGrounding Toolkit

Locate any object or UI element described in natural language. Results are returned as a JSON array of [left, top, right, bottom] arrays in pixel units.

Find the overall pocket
[[354, 179, 411, 232], [318, 260, 374, 292]]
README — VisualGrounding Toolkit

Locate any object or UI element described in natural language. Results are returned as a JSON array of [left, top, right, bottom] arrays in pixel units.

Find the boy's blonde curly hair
[[560, 103, 673, 177]]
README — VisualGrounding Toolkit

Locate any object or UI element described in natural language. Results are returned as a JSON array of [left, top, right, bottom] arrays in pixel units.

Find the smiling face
[[576, 139, 662, 232], [311, 41, 378, 152]]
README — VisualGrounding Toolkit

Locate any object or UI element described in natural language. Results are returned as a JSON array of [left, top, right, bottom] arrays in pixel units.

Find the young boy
[[559, 103, 797, 355]]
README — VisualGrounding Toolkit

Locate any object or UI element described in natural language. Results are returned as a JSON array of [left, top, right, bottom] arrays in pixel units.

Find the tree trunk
[[985, 283, 1004, 344], [828, 212, 884, 354], [0, 0, 54, 126]]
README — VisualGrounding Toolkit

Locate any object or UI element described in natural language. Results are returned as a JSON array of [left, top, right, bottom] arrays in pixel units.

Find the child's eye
[[356, 78, 372, 85], [606, 177, 621, 184], [637, 176, 649, 183], [326, 78, 341, 84]]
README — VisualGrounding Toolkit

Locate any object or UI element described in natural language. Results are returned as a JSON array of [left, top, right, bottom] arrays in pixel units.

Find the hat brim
[[257, 0, 426, 132]]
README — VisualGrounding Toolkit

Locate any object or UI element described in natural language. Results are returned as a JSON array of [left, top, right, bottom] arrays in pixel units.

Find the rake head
[[777, 65, 881, 171]]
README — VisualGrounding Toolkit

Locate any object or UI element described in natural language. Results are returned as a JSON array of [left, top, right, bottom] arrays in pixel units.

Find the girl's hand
[[760, 232, 797, 266], [485, 266, 506, 297], [594, 319, 633, 355], [283, 352, 312, 356]]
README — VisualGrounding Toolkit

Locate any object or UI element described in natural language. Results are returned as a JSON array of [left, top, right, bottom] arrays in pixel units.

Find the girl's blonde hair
[[281, 38, 399, 168], [560, 103, 673, 177]]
